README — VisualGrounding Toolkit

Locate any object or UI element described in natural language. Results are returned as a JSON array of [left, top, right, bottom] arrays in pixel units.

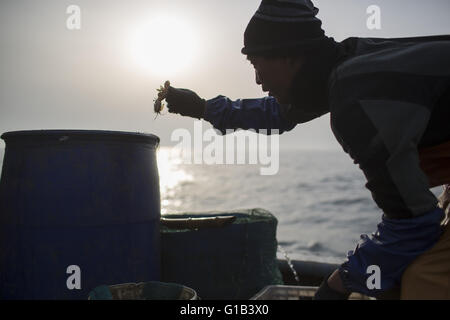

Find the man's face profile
[[247, 55, 304, 104]]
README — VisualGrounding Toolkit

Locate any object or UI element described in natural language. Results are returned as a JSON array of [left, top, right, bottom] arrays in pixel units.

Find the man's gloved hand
[[166, 86, 206, 119], [313, 272, 351, 300]]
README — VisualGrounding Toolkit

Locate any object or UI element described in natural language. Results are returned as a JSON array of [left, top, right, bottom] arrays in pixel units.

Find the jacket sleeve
[[203, 95, 297, 135], [338, 207, 444, 297]]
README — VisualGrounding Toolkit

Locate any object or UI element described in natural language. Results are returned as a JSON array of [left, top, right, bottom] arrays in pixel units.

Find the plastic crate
[[250, 285, 374, 300]]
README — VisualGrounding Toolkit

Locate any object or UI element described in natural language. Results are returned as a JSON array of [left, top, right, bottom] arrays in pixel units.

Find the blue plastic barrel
[[0, 130, 161, 299]]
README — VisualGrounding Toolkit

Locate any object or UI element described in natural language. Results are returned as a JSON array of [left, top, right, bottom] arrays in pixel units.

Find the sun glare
[[130, 15, 198, 76], [157, 147, 193, 214]]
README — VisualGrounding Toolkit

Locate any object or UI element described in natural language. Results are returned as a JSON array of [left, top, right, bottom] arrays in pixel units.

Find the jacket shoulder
[[333, 36, 450, 81]]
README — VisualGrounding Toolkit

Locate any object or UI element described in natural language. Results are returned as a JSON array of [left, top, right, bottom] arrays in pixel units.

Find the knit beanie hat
[[242, 0, 327, 56]]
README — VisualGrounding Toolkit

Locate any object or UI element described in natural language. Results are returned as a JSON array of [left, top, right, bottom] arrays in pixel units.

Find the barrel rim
[[1, 129, 160, 145]]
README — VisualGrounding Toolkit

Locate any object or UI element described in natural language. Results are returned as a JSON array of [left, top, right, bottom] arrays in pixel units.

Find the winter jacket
[[204, 35, 450, 296]]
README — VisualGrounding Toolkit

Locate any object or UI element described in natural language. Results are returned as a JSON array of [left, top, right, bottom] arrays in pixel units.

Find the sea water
[[0, 147, 442, 264], [157, 147, 443, 264]]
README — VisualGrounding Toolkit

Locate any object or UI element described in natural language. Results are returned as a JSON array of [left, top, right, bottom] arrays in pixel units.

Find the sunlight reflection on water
[[156, 146, 193, 214]]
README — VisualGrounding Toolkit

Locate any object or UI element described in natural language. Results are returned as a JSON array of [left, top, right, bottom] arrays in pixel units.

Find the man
[[162, 0, 450, 299]]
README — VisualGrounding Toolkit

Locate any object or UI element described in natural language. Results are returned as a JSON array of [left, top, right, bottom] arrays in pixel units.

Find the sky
[[1, 0, 449, 150]]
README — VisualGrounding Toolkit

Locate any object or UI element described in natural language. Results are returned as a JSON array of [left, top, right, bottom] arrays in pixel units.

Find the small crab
[[153, 80, 170, 118]]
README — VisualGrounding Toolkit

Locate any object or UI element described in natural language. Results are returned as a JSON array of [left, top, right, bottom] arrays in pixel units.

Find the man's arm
[[164, 86, 297, 135], [204, 95, 297, 134]]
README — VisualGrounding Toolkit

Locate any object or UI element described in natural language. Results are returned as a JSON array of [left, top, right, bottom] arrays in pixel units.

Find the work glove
[[313, 273, 351, 300], [165, 87, 206, 119]]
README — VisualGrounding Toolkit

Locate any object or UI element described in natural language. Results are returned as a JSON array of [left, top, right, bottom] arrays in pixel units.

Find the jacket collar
[[287, 37, 353, 123]]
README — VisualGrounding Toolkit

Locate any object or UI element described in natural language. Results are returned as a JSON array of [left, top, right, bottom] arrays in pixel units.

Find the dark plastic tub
[[0, 130, 161, 299], [88, 281, 198, 300]]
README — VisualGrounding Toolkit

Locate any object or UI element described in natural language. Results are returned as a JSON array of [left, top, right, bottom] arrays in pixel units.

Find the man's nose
[[255, 70, 262, 85]]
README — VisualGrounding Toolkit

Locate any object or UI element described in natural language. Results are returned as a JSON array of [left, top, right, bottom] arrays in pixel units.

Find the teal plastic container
[[160, 208, 283, 299]]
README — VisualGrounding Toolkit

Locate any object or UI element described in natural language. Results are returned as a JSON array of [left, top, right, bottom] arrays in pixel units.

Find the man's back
[[330, 35, 450, 149], [336, 36, 450, 79], [328, 35, 450, 219]]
